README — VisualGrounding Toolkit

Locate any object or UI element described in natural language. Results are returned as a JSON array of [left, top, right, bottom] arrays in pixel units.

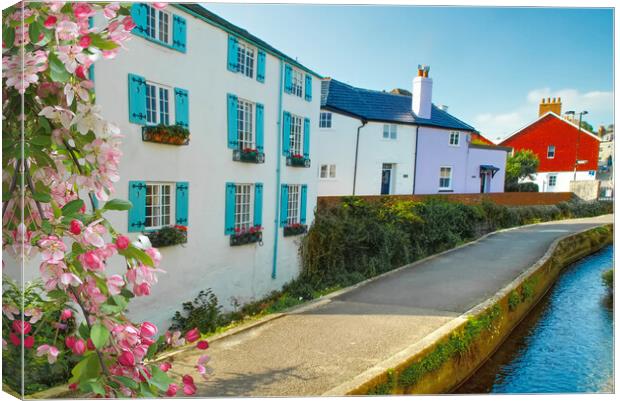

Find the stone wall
[[570, 180, 601, 201]]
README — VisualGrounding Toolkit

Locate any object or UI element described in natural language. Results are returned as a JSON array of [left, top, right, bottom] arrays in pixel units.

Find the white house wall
[[524, 171, 595, 193]]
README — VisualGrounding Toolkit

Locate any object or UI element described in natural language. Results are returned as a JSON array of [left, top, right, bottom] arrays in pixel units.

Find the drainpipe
[[352, 119, 368, 195], [412, 125, 420, 194], [271, 60, 285, 279]]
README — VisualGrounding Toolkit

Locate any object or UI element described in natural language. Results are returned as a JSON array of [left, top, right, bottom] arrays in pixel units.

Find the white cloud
[[474, 88, 613, 143]]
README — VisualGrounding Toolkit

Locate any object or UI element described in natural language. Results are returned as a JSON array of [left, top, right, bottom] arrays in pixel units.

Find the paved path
[[169, 215, 613, 396]]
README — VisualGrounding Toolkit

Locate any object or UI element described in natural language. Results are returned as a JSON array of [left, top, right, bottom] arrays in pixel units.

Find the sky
[[203, 3, 614, 142]]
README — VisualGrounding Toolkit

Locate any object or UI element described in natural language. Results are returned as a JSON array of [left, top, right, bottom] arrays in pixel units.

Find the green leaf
[[139, 381, 155, 398], [89, 33, 120, 50], [102, 199, 132, 211], [40, 220, 53, 235], [149, 366, 173, 392], [121, 246, 154, 267], [38, 116, 51, 132], [78, 323, 90, 340], [31, 191, 51, 203], [70, 352, 100, 383], [113, 376, 139, 390], [29, 135, 51, 147], [62, 199, 85, 217], [48, 51, 70, 83], [90, 323, 110, 349], [28, 20, 41, 44], [3, 26, 15, 48]]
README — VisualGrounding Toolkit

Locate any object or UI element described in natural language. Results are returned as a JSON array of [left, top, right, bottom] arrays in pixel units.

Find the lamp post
[[565, 110, 588, 181]]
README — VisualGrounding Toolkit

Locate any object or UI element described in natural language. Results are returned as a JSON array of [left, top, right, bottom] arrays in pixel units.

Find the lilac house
[[316, 66, 509, 196]]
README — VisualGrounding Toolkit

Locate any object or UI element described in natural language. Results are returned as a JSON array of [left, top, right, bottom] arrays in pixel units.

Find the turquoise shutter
[[279, 184, 289, 227], [174, 88, 189, 128], [254, 183, 263, 227], [305, 75, 312, 101], [257, 50, 266, 83], [227, 94, 238, 149], [225, 183, 236, 235], [282, 112, 291, 156], [227, 35, 238, 72], [130, 3, 148, 38], [300, 184, 308, 224], [284, 65, 293, 93], [303, 117, 310, 158], [172, 15, 187, 53], [128, 181, 146, 232], [128, 73, 147, 124], [255, 103, 264, 153], [175, 182, 189, 226]]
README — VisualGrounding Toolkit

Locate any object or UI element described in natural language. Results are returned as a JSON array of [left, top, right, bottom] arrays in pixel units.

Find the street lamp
[[565, 110, 588, 181]]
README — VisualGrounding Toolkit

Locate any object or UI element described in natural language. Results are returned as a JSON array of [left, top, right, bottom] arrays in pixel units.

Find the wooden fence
[[317, 192, 575, 210]]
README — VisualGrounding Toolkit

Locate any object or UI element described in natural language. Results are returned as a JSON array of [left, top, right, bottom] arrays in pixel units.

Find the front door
[[480, 172, 491, 193], [381, 164, 392, 195]]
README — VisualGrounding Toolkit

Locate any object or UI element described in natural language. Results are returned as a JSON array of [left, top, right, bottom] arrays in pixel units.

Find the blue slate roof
[[321, 79, 476, 131]]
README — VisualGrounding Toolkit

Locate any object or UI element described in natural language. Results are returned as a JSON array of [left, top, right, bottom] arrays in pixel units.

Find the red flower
[[196, 340, 209, 350], [13, 320, 31, 335], [185, 328, 200, 343], [118, 350, 135, 367], [43, 15, 57, 28], [23, 336, 34, 349], [9, 332, 20, 346], [160, 362, 172, 372], [68, 383, 78, 391]]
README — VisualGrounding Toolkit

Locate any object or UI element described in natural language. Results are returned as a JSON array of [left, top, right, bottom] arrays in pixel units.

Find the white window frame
[[234, 183, 254, 232], [237, 40, 255, 79], [237, 98, 255, 150], [287, 184, 301, 225], [319, 164, 337, 180], [319, 112, 332, 128], [547, 145, 555, 159], [145, 182, 174, 230], [383, 124, 397, 140], [439, 166, 453, 190], [145, 81, 173, 126], [449, 131, 460, 146], [291, 68, 304, 98], [145, 5, 172, 45], [548, 174, 557, 187], [289, 113, 304, 156]]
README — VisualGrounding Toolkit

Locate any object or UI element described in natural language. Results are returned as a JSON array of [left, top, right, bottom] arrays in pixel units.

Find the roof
[[174, 4, 322, 78], [500, 111, 601, 145], [320, 79, 476, 131]]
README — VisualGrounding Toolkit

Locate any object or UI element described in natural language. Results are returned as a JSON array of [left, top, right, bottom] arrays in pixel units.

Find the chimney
[[440, 105, 448, 112], [412, 65, 432, 119], [538, 97, 562, 116]]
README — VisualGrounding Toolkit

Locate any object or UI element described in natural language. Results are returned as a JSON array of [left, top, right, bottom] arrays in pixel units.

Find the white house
[[91, 3, 321, 327], [316, 66, 509, 196]]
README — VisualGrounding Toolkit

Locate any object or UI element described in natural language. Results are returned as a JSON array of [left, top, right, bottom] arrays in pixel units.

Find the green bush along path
[[165, 214, 612, 396]]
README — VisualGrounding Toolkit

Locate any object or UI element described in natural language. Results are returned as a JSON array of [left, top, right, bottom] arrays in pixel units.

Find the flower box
[[142, 124, 190, 146], [283, 223, 308, 237], [233, 148, 265, 164], [230, 226, 263, 246], [286, 154, 310, 168], [145, 225, 188, 247]]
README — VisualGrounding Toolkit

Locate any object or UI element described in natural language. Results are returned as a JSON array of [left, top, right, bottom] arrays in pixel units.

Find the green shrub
[[508, 290, 521, 311], [170, 289, 222, 334], [145, 225, 187, 248], [602, 269, 613, 290]]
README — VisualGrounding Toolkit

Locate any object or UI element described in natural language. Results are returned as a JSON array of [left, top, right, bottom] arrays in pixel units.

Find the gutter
[[272, 60, 285, 279], [412, 125, 420, 194], [352, 119, 368, 195]]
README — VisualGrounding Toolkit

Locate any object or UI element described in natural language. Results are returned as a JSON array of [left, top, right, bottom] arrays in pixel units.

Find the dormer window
[[237, 41, 255, 78], [547, 145, 555, 159]]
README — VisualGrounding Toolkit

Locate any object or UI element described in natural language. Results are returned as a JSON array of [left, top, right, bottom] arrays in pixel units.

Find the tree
[[505, 150, 540, 192], [580, 120, 594, 133]]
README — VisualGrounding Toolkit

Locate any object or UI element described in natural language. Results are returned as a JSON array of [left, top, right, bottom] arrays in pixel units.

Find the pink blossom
[[36, 344, 60, 364], [182, 375, 196, 395], [43, 15, 57, 28], [165, 330, 186, 347], [72, 339, 86, 355], [2, 50, 47, 94], [185, 328, 200, 343], [60, 308, 73, 320], [166, 383, 178, 397], [78, 35, 92, 48], [103, 3, 121, 19], [56, 45, 90, 74], [46, 1, 66, 13], [69, 219, 82, 235], [106, 274, 124, 295], [197, 340, 209, 350], [39, 235, 66, 264], [118, 350, 135, 367], [159, 362, 172, 372], [80, 250, 105, 271], [153, 3, 168, 10], [24, 308, 43, 324], [133, 282, 151, 296], [56, 20, 79, 41], [73, 3, 95, 19], [13, 320, 32, 335], [82, 277, 107, 306], [3, 304, 19, 320], [24, 336, 35, 349], [112, 324, 140, 350], [65, 336, 76, 349], [115, 235, 130, 250], [145, 247, 162, 267], [9, 333, 20, 346], [140, 322, 158, 338], [82, 223, 106, 248]]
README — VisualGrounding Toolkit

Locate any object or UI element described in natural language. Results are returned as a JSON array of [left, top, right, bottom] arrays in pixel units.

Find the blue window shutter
[[254, 183, 263, 227], [282, 111, 291, 156], [225, 183, 236, 235], [300, 184, 308, 224], [174, 88, 189, 128], [175, 182, 189, 226], [227, 94, 238, 149], [257, 50, 266, 83], [172, 14, 187, 53], [227, 35, 239, 72], [284, 65, 293, 93], [303, 117, 311, 158], [305, 75, 312, 101], [280, 184, 289, 227], [255, 103, 264, 153], [128, 73, 147, 124], [128, 181, 146, 232], [130, 3, 148, 38]]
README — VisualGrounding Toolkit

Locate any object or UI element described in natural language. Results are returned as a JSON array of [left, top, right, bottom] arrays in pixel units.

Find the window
[[146, 5, 172, 45], [290, 114, 303, 155], [547, 145, 555, 159], [145, 183, 173, 229], [439, 167, 452, 190], [449, 131, 460, 146], [319, 112, 332, 128], [237, 41, 255, 78], [237, 99, 254, 149], [548, 175, 557, 187], [234, 184, 253, 231], [287, 185, 301, 225], [145, 81, 171, 125], [319, 164, 336, 179], [291, 69, 303, 98], [383, 124, 397, 139]]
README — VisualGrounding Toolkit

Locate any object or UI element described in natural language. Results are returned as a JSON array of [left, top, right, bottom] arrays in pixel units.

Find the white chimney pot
[[412, 68, 433, 119]]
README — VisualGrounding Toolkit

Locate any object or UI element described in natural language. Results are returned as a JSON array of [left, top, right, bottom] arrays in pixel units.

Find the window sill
[[144, 225, 188, 248], [283, 224, 307, 237], [438, 189, 454, 193], [135, 32, 185, 53], [142, 125, 190, 146], [286, 156, 311, 168], [230, 231, 263, 247], [233, 149, 265, 163]]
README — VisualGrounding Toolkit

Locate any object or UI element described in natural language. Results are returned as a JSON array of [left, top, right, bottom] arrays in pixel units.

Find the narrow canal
[[456, 245, 614, 394]]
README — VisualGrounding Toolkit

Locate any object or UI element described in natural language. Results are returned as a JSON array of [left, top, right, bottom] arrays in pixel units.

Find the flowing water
[[456, 245, 614, 394]]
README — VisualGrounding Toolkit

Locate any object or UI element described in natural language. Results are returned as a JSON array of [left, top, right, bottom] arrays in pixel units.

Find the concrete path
[[168, 215, 613, 396]]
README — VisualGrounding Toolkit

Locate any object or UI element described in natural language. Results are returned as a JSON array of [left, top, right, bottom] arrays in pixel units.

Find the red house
[[500, 98, 600, 192]]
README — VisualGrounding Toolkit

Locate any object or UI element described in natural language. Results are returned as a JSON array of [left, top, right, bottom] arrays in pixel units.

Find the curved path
[[169, 215, 613, 396]]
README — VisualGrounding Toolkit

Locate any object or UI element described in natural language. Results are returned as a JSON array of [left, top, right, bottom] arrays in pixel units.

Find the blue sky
[[204, 3, 613, 141]]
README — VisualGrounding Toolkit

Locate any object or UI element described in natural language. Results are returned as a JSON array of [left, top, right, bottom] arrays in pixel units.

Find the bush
[[602, 269, 613, 290], [170, 289, 222, 334], [517, 182, 539, 192], [145, 225, 187, 248]]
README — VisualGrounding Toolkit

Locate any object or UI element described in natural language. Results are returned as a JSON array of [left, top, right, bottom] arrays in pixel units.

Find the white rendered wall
[[523, 171, 595, 193]]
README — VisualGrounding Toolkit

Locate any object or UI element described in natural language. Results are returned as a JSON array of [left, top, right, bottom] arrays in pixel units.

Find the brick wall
[[317, 192, 575, 210]]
